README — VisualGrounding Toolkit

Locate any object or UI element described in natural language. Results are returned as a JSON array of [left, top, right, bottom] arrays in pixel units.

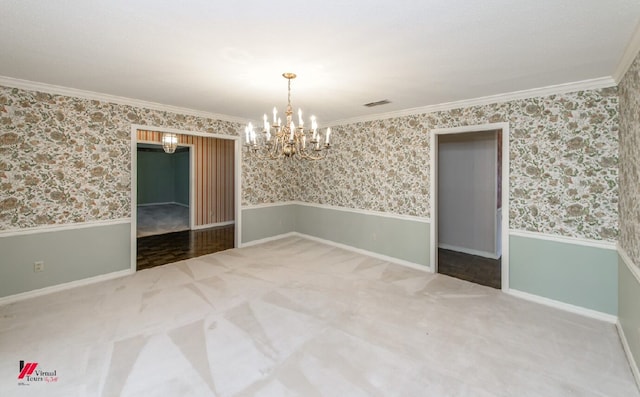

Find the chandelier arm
[[298, 149, 328, 161]]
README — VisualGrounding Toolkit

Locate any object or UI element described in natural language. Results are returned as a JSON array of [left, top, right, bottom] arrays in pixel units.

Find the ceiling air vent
[[363, 99, 391, 107]]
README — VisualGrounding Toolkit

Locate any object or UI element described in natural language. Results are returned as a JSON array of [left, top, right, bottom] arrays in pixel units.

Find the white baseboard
[[241, 232, 432, 273], [438, 243, 500, 259], [617, 321, 640, 390], [506, 288, 617, 324], [137, 202, 188, 208], [0, 269, 134, 306], [239, 232, 298, 247], [192, 220, 235, 230], [295, 232, 432, 273]]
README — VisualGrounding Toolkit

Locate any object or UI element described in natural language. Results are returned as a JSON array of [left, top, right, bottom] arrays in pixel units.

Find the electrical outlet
[[34, 261, 44, 273]]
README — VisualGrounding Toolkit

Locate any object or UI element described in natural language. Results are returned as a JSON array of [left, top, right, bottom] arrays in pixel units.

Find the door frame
[[429, 122, 510, 291], [130, 125, 241, 273]]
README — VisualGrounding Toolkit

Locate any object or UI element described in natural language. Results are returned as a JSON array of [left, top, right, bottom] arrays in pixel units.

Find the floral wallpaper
[[0, 83, 620, 243], [299, 88, 619, 241], [0, 85, 294, 230], [619, 50, 640, 267]]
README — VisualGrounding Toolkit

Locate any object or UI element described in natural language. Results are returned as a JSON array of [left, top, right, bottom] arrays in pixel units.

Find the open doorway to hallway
[[430, 123, 510, 291], [437, 130, 501, 288]]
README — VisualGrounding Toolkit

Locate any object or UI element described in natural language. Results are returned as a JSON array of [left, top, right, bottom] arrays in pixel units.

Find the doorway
[[430, 123, 510, 291], [130, 126, 241, 272], [136, 142, 193, 238]]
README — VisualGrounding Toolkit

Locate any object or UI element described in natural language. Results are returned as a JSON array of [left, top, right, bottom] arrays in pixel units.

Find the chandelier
[[162, 133, 178, 154], [245, 73, 331, 160]]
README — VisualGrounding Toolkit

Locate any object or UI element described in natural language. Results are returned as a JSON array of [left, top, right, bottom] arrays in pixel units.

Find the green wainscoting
[[0, 222, 131, 298], [241, 204, 297, 244], [295, 205, 430, 267], [619, 252, 640, 378], [241, 203, 430, 267], [510, 234, 617, 315]]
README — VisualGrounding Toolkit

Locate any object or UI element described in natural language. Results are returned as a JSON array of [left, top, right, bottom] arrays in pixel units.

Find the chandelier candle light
[[245, 73, 331, 160]]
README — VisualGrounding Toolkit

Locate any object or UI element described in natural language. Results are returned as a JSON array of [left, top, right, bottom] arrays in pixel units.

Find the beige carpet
[[0, 237, 637, 396]]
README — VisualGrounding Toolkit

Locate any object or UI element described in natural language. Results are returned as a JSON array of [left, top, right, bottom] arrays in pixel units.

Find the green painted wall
[[295, 205, 430, 267], [0, 223, 131, 298], [174, 151, 190, 206], [619, 254, 640, 373], [241, 205, 297, 243], [137, 150, 175, 204], [241, 204, 430, 267], [137, 149, 189, 206], [510, 234, 618, 314]]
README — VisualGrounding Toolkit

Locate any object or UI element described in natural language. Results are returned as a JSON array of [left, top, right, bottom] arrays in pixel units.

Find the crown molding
[[0, 74, 619, 129], [613, 20, 640, 84], [325, 77, 616, 127], [0, 76, 250, 125]]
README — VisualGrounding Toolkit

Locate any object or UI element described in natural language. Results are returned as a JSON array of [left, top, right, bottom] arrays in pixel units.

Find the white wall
[[438, 131, 498, 257]]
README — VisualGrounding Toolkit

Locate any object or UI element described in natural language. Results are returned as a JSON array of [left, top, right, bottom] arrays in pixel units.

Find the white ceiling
[[1, 1, 639, 126]]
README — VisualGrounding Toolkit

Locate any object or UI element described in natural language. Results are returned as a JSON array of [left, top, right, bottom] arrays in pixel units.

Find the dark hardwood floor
[[437, 248, 501, 289], [136, 225, 235, 270]]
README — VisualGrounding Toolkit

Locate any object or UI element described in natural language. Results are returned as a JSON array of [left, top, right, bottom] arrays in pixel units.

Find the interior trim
[[0, 76, 249, 124], [430, 122, 510, 292], [0, 218, 131, 238], [506, 288, 617, 324], [325, 77, 616, 127], [239, 231, 298, 248], [241, 231, 430, 273], [295, 232, 431, 273], [0, 269, 133, 306], [616, 321, 640, 390], [0, 74, 617, 131], [613, 20, 640, 83], [510, 229, 617, 250], [131, 125, 243, 274], [242, 201, 431, 223]]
